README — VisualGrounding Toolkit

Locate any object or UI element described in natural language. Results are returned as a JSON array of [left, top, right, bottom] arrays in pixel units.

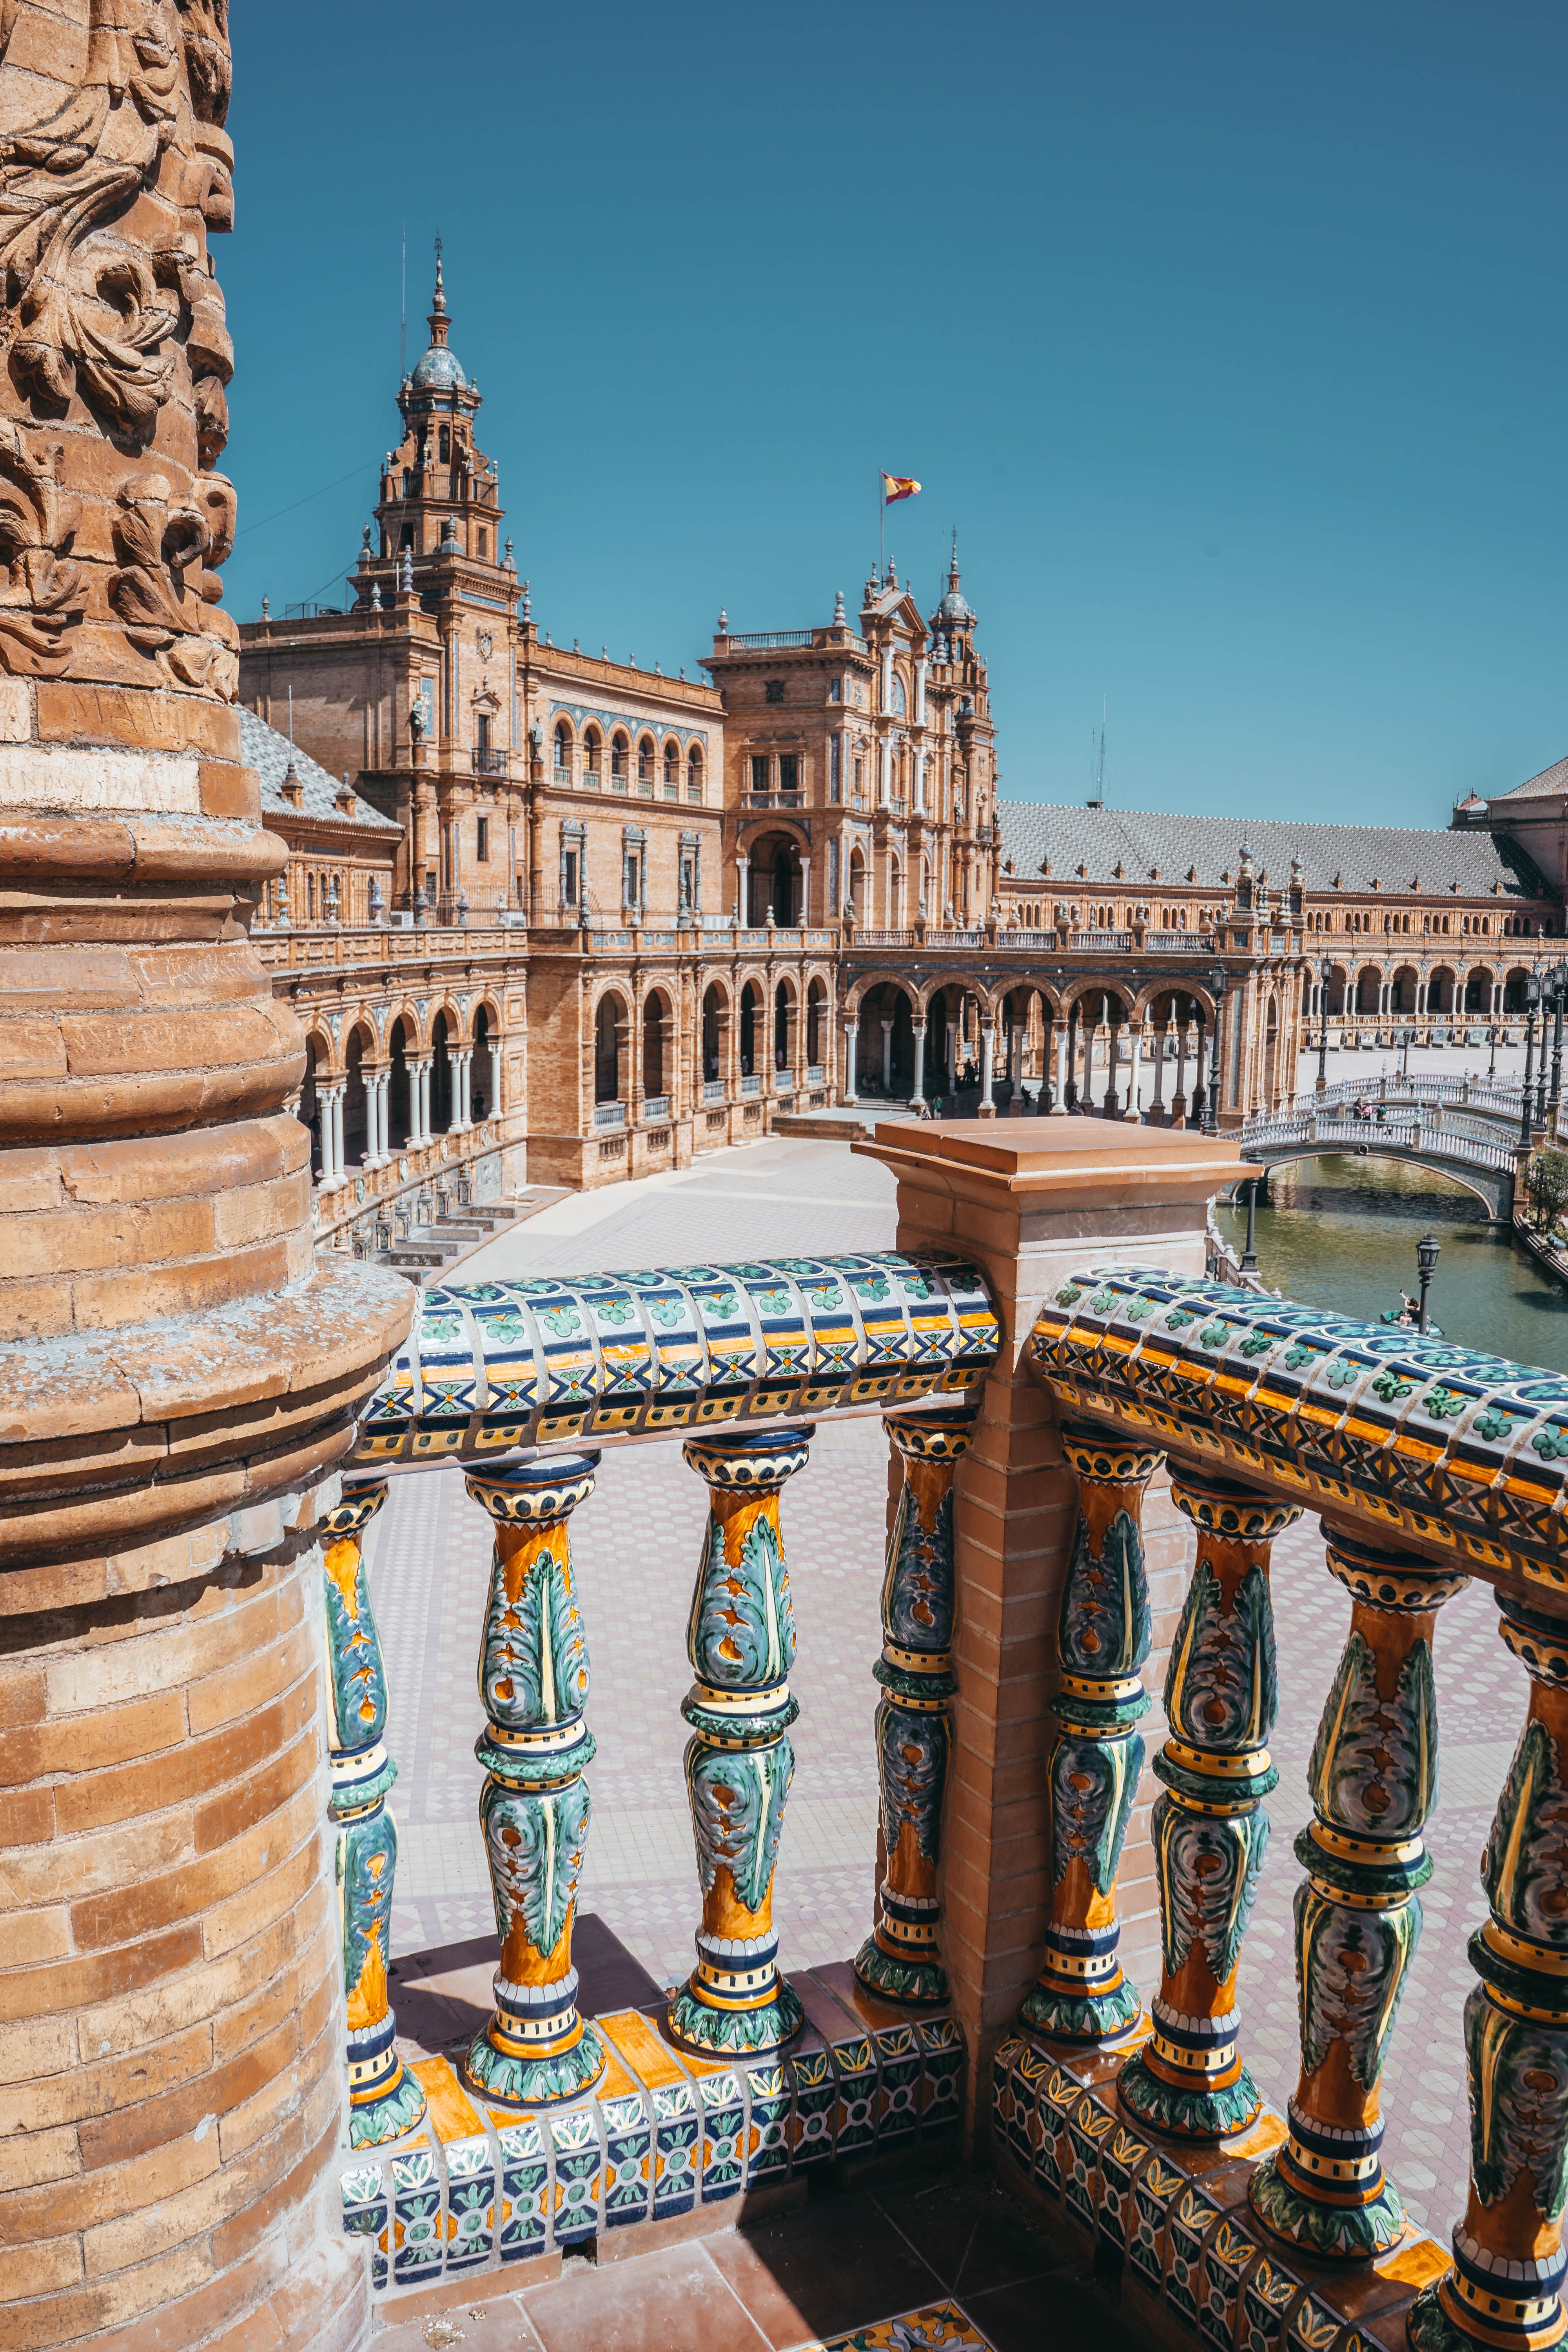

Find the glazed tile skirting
[[354, 1250, 1002, 1460], [339, 1971, 964, 2298], [1030, 1263, 1568, 1592], [991, 2035, 1452, 2352]]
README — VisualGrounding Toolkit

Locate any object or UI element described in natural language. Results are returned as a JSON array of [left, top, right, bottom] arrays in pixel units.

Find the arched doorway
[[775, 981, 795, 1074], [642, 993, 666, 1101], [472, 1005, 492, 1120], [388, 1018, 410, 1147], [806, 978, 826, 1072], [746, 831, 802, 925], [431, 1010, 453, 1132], [595, 994, 625, 1103], [857, 983, 915, 1098], [344, 1027, 369, 1169], [702, 983, 726, 1085], [739, 981, 759, 1075]]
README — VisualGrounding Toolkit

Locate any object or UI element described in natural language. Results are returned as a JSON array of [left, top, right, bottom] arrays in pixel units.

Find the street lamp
[[1550, 959, 1568, 1129], [1488, 1022, 1498, 1081], [1316, 957, 1332, 1092], [1205, 964, 1228, 1133], [1415, 1232, 1440, 1335], [1522, 978, 1541, 1149], [1240, 1175, 1261, 1274]]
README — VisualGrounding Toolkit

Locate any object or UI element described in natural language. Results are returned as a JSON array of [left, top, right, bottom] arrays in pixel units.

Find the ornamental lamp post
[[1240, 1174, 1261, 1275], [1550, 958, 1568, 1128], [1415, 1231, 1440, 1334], [1488, 1022, 1498, 1081], [1205, 963, 1228, 1132], [1521, 978, 1540, 1149], [1316, 956, 1332, 1092]]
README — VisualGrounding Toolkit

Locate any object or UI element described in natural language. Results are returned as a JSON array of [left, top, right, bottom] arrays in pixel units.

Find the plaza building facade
[[241, 262, 1568, 1246]]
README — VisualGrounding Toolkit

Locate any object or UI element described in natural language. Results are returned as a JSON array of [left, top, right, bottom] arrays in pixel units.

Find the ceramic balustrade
[[669, 1428, 811, 2058], [463, 1455, 606, 2107], [1119, 1471, 1301, 2138], [321, 1479, 428, 2147], [854, 1406, 974, 2005], [1018, 1422, 1163, 2044]]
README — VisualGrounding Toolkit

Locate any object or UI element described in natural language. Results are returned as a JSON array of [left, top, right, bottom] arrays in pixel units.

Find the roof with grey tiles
[[995, 800, 1550, 900], [1494, 752, 1568, 801], [241, 706, 401, 833]]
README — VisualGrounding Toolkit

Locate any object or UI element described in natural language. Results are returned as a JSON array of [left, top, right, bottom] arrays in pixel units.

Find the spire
[[428, 234, 449, 349]]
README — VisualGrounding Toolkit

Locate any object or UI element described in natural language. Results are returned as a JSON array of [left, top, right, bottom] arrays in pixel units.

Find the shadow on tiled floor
[[369, 2172, 1149, 2350], [392, 1918, 668, 2067]]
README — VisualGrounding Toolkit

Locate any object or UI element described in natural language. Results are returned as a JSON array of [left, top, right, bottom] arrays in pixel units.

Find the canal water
[[1217, 1154, 1568, 1373]]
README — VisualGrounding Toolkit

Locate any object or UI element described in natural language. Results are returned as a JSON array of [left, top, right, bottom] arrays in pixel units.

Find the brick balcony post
[[853, 1117, 1242, 2151]]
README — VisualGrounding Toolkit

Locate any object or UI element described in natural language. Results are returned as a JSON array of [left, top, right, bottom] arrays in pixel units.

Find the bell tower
[[368, 242, 508, 584]]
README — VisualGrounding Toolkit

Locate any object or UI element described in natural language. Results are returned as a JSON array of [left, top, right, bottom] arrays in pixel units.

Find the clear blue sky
[[224, 2, 1568, 824]]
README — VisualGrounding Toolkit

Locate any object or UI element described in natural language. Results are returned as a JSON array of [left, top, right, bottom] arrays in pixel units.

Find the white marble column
[[489, 1042, 503, 1117], [418, 1059, 433, 1145], [364, 1074, 380, 1168], [881, 1018, 894, 1092], [1124, 1025, 1143, 1122], [317, 1085, 339, 1191], [843, 1020, 859, 1104], [1151, 1022, 1167, 1123], [798, 857, 810, 925], [1052, 1021, 1069, 1115], [909, 1020, 926, 1107], [334, 1086, 347, 1177], [945, 1019, 956, 1087], [980, 1022, 995, 1111]]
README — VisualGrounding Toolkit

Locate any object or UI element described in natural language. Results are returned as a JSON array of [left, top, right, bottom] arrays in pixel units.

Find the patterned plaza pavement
[[369, 1133, 1504, 2245]]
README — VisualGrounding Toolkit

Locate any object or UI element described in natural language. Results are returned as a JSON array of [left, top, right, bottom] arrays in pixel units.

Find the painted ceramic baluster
[[1020, 1425, 1164, 2045], [1120, 1473, 1301, 2135], [462, 1455, 606, 2108], [669, 1428, 813, 2058], [322, 1478, 428, 2148], [1409, 1592, 1568, 2352], [855, 1407, 975, 2004], [1250, 1527, 1468, 2258]]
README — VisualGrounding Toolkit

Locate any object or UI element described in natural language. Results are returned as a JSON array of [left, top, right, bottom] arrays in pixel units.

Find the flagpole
[[878, 472, 884, 582]]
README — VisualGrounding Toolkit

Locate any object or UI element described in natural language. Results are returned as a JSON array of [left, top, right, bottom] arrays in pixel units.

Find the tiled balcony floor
[[369, 1134, 1503, 2293], [367, 2171, 1136, 2350]]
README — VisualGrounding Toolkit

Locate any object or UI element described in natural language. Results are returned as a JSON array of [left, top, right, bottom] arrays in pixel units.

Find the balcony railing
[[724, 628, 814, 648], [740, 1072, 760, 1096], [593, 1100, 625, 1129], [1070, 928, 1132, 950], [702, 1078, 725, 1102], [328, 1223, 1568, 2344], [642, 1094, 669, 1121], [472, 746, 508, 775]]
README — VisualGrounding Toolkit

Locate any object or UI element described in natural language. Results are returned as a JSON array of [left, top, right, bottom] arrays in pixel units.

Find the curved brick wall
[[0, 11, 410, 2347]]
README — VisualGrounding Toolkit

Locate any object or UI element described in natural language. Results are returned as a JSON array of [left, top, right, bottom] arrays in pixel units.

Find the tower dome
[[409, 243, 467, 391], [934, 532, 974, 626]]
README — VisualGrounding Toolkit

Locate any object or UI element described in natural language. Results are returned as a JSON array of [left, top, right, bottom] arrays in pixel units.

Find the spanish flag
[[882, 474, 921, 503]]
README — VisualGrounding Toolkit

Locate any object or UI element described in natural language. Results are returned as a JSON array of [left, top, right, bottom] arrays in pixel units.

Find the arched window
[[438, 424, 451, 464], [637, 735, 654, 786], [477, 528, 488, 559], [584, 728, 602, 784], [687, 746, 703, 803], [891, 672, 906, 716], [554, 724, 571, 777], [664, 740, 679, 795], [611, 732, 629, 780]]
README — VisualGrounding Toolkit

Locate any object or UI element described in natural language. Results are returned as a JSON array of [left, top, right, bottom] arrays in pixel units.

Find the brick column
[[0, 14, 409, 2349], [853, 1115, 1242, 2148]]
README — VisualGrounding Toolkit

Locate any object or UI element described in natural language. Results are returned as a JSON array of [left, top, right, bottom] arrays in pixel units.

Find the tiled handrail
[[355, 1251, 1001, 1463], [1029, 1263, 1568, 1590]]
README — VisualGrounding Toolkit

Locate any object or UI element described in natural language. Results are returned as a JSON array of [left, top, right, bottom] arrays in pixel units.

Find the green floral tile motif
[[1240, 1331, 1272, 1357], [1424, 1387, 1468, 1420], [1199, 1323, 1229, 1349], [1475, 1408, 1515, 1441], [1283, 1344, 1316, 1370], [1372, 1369, 1416, 1403], [1534, 1425, 1568, 1461]]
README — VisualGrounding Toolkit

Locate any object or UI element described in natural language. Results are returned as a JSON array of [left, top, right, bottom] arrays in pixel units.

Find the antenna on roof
[[1088, 698, 1105, 808]]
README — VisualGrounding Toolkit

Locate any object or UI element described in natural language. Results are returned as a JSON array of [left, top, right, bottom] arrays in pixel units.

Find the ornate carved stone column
[[462, 1457, 606, 2107], [1409, 1590, 1568, 2352], [855, 1407, 974, 2004], [670, 1428, 812, 2058], [0, 12, 410, 2348], [322, 1479, 427, 2147], [1250, 1528, 1468, 2258], [1120, 1473, 1301, 2134], [1020, 1425, 1163, 2045]]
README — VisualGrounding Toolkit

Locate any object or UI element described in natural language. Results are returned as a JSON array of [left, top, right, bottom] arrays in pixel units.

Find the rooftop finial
[[949, 525, 960, 583], [428, 233, 450, 348], [833, 588, 845, 623]]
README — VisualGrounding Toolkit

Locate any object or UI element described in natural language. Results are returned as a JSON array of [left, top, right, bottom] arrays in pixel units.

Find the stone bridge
[[1238, 1101, 1521, 1218]]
